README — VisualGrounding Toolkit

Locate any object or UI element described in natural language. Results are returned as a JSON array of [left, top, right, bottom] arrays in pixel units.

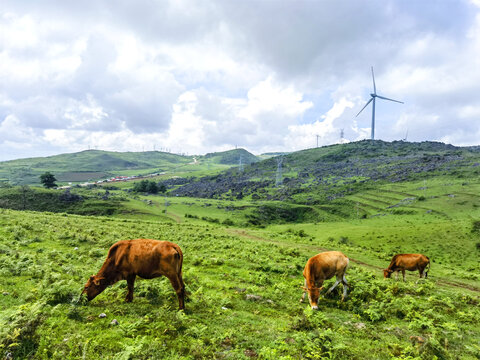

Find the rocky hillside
[[168, 140, 480, 203]]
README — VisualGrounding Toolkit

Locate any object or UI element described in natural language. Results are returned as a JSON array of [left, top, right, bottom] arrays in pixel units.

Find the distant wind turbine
[[356, 67, 404, 140]]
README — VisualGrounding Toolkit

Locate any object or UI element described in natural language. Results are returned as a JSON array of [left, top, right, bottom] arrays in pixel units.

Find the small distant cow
[[81, 239, 185, 309], [383, 253, 430, 281], [300, 251, 349, 310]]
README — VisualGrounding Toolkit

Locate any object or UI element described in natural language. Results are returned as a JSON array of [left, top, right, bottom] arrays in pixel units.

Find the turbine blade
[[376, 95, 404, 104], [371, 66, 376, 94], [355, 97, 373, 117]]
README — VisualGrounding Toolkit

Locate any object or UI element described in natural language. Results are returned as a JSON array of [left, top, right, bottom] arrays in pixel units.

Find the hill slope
[[171, 140, 480, 202], [0, 148, 258, 185]]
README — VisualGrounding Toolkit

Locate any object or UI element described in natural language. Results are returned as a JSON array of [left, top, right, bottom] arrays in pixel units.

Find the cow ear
[[94, 276, 106, 286]]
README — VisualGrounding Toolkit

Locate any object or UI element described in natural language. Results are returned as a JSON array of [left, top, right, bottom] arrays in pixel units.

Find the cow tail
[[174, 245, 183, 277], [425, 256, 430, 278]]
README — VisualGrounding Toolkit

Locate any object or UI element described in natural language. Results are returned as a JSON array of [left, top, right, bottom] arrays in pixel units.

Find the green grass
[[2, 141, 480, 358], [0, 149, 256, 185], [1, 209, 479, 359]]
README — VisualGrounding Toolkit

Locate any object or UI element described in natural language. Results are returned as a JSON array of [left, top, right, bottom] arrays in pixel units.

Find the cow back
[[106, 239, 182, 279], [391, 253, 429, 271], [305, 251, 348, 281]]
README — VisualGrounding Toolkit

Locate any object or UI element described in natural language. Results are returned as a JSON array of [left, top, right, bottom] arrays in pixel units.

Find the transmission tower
[[340, 128, 344, 142], [239, 155, 244, 172], [275, 156, 284, 187]]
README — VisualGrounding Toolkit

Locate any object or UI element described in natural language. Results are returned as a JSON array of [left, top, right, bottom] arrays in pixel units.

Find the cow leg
[[168, 275, 185, 310], [300, 279, 307, 303], [420, 268, 425, 278], [326, 276, 342, 295], [125, 274, 136, 302], [341, 275, 349, 301], [402, 269, 406, 282], [395, 271, 399, 281]]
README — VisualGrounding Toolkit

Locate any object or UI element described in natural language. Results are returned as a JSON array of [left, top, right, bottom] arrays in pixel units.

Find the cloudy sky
[[1, 0, 480, 161]]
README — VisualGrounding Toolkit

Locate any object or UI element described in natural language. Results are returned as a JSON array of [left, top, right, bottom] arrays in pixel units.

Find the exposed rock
[[110, 319, 119, 325], [354, 322, 366, 330], [245, 294, 262, 301], [98, 313, 107, 318], [244, 349, 258, 358]]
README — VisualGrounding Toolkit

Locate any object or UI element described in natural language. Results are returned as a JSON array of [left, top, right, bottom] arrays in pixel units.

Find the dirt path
[[166, 211, 183, 224], [226, 229, 480, 293]]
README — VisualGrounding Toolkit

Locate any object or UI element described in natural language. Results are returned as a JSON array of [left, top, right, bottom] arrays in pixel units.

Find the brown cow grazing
[[300, 251, 349, 310], [383, 253, 430, 281], [81, 239, 185, 309]]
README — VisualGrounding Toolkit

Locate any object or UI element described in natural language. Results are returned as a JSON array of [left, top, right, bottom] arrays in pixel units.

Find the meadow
[[1, 141, 480, 359], [1, 204, 479, 359]]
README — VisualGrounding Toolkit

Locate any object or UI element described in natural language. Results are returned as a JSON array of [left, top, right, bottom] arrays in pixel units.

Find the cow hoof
[[311, 306, 318, 310]]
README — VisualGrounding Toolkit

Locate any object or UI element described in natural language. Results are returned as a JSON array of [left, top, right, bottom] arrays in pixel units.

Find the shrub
[[338, 236, 350, 245], [132, 180, 159, 194], [222, 218, 234, 226], [472, 220, 480, 234], [43, 280, 77, 305]]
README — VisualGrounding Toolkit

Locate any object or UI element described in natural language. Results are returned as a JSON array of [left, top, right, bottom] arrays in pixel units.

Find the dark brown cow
[[300, 251, 349, 310], [81, 239, 185, 309], [383, 253, 430, 281]]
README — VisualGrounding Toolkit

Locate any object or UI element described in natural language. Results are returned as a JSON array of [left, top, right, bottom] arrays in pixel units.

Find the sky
[[1, 0, 480, 161]]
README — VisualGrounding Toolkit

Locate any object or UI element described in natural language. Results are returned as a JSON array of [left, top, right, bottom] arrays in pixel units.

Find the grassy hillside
[[0, 149, 258, 185], [0, 209, 479, 359], [171, 140, 480, 204], [0, 186, 128, 216], [202, 149, 259, 165], [1, 140, 480, 359]]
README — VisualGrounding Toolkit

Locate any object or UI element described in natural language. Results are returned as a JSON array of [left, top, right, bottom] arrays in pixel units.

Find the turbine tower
[[356, 67, 404, 140]]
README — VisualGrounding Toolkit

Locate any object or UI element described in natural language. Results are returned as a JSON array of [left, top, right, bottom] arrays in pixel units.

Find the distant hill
[[201, 148, 259, 165], [170, 140, 480, 203], [0, 148, 260, 185]]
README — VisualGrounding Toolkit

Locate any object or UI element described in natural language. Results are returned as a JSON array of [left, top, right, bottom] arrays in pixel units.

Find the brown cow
[[300, 251, 349, 310], [81, 239, 185, 309], [383, 253, 430, 281]]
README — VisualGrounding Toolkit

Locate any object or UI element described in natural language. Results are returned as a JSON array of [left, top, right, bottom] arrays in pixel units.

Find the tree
[[146, 181, 159, 194], [133, 179, 159, 194], [158, 183, 167, 194], [40, 172, 57, 188]]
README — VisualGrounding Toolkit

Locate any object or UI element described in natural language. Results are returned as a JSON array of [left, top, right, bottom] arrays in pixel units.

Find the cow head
[[303, 285, 323, 310], [383, 269, 393, 278], [81, 275, 108, 301]]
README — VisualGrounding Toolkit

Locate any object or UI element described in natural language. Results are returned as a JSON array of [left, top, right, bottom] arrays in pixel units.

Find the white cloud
[[287, 97, 358, 150], [1, 0, 480, 161]]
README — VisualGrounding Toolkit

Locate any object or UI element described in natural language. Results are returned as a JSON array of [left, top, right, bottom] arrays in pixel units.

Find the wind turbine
[[356, 67, 403, 140]]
